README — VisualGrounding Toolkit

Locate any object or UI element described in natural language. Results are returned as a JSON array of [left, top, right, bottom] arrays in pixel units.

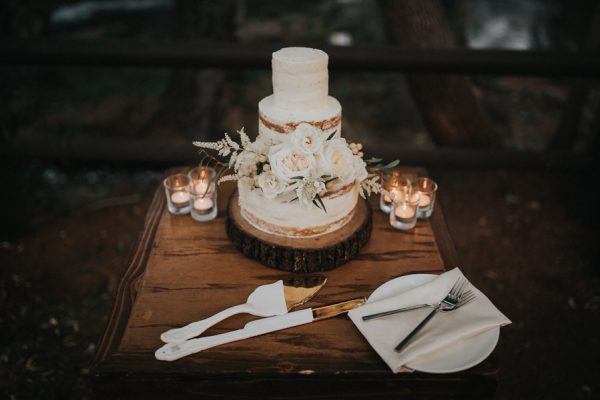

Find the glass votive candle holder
[[188, 166, 215, 195], [188, 167, 218, 222], [164, 174, 191, 215], [380, 190, 395, 214], [390, 191, 420, 231], [413, 177, 438, 219], [379, 173, 412, 214]]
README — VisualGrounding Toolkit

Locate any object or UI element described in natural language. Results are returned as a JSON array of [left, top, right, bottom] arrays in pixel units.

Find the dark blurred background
[[1, 1, 599, 399]]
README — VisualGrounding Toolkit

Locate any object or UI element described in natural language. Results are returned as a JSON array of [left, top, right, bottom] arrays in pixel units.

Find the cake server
[[160, 276, 327, 343], [155, 297, 367, 361]]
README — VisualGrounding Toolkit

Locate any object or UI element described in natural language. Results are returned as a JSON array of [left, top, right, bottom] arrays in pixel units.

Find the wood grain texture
[[227, 190, 372, 272], [92, 168, 497, 399]]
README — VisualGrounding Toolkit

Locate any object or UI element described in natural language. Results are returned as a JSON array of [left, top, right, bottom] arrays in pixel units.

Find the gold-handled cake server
[[156, 297, 367, 361], [160, 276, 327, 343]]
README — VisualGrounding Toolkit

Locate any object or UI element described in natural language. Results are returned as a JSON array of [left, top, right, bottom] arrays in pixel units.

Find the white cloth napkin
[[348, 268, 511, 373]]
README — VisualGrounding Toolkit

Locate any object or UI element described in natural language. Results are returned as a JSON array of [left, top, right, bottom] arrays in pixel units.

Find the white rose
[[269, 143, 316, 182], [257, 171, 286, 198], [321, 138, 355, 183], [290, 123, 324, 154], [353, 156, 369, 182]]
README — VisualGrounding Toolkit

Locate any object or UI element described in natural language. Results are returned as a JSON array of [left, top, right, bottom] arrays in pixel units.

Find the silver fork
[[362, 276, 476, 322], [394, 277, 475, 353], [362, 289, 475, 321]]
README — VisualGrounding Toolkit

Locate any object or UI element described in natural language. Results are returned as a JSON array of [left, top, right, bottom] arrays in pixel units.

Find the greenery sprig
[[365, 158, 400, 176]]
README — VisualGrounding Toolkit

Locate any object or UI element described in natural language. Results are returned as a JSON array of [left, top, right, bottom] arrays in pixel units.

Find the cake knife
[[155, 297, 366, 361], [160, 276, 327, 343]]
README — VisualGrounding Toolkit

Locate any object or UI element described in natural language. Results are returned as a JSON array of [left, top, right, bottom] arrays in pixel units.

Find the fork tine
[[456, 278, 469, 298], [449, 278, 464, 299], [448, 277, 464, 297], [458, 293, 476, 307], [449, 282, 458, 297]]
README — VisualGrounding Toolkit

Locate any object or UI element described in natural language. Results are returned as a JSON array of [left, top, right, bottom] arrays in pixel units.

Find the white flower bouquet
[[193, 123, 397, 212]]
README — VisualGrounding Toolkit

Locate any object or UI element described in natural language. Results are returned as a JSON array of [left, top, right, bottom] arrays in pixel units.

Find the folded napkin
[[348, 268, 511, 373]]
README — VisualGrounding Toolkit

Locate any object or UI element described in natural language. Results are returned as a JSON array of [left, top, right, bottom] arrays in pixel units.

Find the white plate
[[368, 274, 499, 374]]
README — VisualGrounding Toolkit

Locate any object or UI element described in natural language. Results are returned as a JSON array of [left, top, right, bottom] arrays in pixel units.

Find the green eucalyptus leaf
[[384, 160, 400, 169]]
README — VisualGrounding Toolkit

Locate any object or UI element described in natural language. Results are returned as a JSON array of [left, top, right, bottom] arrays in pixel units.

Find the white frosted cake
[[241, 47, 358, 237], [194, 47, 379, 238]]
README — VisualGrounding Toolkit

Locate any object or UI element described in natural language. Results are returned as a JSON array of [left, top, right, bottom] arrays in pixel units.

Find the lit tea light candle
[[411, 192, 431, 208], [170, 191, 190, 207], [380, 172, 412, 214], [194, 180, 209, 195], [414, 177, 438, 219], [193, 197, 214, 214], [164, 173, 192, 215], [418, 193, 431, 207], [380, 193, 393, 214], [395, 204, 415, 219], [191, 167, 214, 195], [390, 190, 419, 231], [188, 167, 218, 222]]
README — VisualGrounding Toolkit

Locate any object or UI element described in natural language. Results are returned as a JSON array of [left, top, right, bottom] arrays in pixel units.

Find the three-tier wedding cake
[[195, 47, 384, 240], [240, 47, 360, 237]]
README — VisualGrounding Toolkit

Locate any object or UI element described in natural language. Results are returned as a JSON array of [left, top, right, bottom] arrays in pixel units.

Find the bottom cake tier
[[227, 189, 372, 272], [237, 179, 359, 238]]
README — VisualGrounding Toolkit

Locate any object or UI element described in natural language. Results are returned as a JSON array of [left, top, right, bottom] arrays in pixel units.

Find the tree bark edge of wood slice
[[226, 190, 373, 273]]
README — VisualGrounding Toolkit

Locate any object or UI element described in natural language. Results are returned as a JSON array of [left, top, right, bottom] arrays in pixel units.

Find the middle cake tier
[[258, 94, 342, 144]]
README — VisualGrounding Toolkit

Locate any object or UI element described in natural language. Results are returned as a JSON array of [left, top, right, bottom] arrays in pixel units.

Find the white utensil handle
[[243, 308, 313, 335], [160, 303, 252, 343], [155, 329, 250, 361], [155, 309, 314, 361]]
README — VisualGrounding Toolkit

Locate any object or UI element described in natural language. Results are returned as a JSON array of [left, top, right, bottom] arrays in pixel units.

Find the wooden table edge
[[91, 185, 165, 372]]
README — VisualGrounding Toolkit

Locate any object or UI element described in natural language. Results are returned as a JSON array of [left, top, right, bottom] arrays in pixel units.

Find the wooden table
[[91, 169, 497, 399]]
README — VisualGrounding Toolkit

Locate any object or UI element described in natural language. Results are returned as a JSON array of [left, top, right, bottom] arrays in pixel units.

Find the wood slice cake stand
[[226, 190, 372, 273]]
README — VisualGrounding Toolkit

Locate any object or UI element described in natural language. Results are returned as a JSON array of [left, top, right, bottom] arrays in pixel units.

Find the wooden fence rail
[[2, 39, 600, 77], [1, 132, 592, 170]]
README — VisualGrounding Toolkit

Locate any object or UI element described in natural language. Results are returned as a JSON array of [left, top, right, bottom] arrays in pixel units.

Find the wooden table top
[[91, 168, 496, 399]]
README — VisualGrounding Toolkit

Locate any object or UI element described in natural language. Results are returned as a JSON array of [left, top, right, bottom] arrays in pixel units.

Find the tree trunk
[[548, 1, 600, 151], [379, 0, 502, 148]]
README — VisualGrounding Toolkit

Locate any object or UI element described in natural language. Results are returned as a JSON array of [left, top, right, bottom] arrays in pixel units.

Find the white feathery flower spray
[[192, 126, 398, 211]]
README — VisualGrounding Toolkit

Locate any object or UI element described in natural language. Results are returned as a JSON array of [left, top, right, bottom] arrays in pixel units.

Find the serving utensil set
[[156, 275, 475, 361]]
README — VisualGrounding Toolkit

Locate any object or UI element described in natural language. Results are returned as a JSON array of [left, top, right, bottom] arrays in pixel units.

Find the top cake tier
[[272, 47, 329, 112]]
